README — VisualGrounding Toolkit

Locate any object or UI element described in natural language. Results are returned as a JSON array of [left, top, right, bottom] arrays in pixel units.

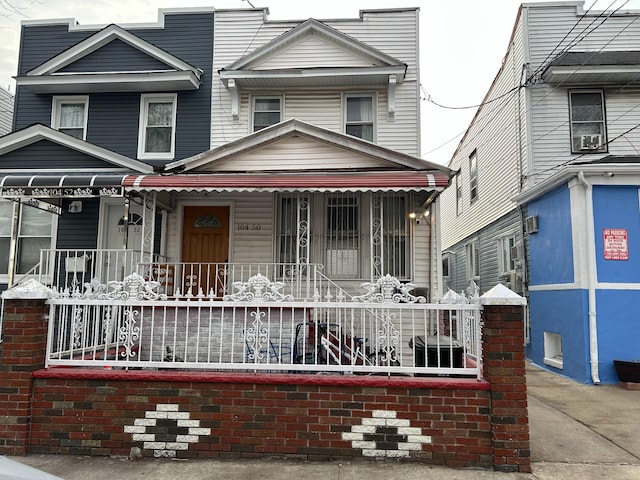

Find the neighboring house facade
[[0, 8, 214, 289], [440, 0, 640, 384], [0, 87, 13, 136], [1, 6, 451, 300]]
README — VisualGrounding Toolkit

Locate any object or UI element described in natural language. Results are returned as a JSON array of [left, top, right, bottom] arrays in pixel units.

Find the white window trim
[[569, 89, 607, 154], [251, 95, 283, 133], [497, 231, 518, 276], [343, 92, 376, 143], [0, 200, 58, 285], [137, 93, 177, 160], [442, 255, 450, 279], [469, 150, 478, 203], [543, 332, 563, 369], [51, 95, 89, 140], [465, 240, 479, 281]]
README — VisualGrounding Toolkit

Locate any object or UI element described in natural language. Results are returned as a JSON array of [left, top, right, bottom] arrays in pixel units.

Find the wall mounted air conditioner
[[580, 134, 601, 150], [525, 215, 539, 234]]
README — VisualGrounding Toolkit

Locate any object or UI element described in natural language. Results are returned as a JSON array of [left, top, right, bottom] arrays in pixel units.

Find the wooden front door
[[181, 205, 230, 297]]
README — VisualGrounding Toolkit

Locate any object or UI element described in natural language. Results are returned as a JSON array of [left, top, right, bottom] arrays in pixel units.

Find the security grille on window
[[52, 96, 88, 140], [326, 195, 360, 278], [138, 94, 177, 159], [345, 95, 374, 142], [277, 195, 309, 267], [569, 91, 606, 153], [253, 97, 281, 132], [372, 194, 409, 279]]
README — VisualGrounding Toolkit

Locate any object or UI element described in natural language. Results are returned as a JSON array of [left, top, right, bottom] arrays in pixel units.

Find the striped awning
[[123, 171, 450, 193], [0, 174, 126, 198]]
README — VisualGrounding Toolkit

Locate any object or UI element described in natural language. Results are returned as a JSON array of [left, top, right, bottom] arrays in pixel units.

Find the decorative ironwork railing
[[44, 272, 483, 378]]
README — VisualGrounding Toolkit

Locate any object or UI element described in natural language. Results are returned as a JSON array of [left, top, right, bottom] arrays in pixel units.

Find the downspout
[[577, 171, 600, 384]]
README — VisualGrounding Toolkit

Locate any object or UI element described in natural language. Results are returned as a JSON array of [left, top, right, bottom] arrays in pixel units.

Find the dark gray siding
[[0, 139, 120, 169], [56, 198, 100, 249], [14, 12, 214, 164], [60, 39, 170, 73], [443, 209, 523, 295]]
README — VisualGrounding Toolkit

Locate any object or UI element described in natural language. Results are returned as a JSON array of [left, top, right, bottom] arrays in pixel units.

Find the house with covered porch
[[0, 7, 533, 471]]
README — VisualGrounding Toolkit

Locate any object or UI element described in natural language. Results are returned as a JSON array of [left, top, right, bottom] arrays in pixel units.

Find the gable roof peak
[[27, 23, 200, 77], [223, 16, 404, 72]]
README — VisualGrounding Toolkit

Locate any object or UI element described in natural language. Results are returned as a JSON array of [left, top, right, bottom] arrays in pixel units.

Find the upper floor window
[[253, 97, 282, 132], [138, 93, 177, 159], [52, 96, 88, 140], [466, 240, 479, 280], [569, 90, 606, 153], [469, 150, 478, 203], [345, 94, 374, 142], [455, 172, 462, 215]]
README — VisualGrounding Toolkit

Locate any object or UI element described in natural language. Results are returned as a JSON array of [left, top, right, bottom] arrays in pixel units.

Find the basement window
[[543, 332, 563, 369]]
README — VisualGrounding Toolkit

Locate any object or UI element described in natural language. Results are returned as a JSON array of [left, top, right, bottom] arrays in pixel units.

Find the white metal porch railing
[[44, 273, 483, 377]]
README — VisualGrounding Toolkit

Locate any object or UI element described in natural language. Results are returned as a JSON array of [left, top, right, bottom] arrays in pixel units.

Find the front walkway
[[527, 362, 640, 479]]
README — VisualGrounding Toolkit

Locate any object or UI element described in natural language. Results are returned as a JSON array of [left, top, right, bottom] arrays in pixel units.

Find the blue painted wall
[[527, 183, 640, 384], [591, 186, 640, 383], [595, 289, 640, 383], [527, 185, 574, 286], [527, 289, 590, 383], [593, 186, 640, 283]]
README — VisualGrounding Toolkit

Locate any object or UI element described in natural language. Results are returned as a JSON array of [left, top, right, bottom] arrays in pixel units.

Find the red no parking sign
[[603, 228, 628, 260]]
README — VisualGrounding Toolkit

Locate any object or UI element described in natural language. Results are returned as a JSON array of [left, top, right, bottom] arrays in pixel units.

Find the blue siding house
[[517, 158, 640, 384], [0, 9, 214, 288]]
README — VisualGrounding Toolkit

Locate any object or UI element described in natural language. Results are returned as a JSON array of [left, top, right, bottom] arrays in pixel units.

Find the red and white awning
[[123, 171, 449, 193]]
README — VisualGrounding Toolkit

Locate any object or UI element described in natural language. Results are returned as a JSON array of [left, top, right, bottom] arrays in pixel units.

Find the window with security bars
[[325, 195, 360, 279], [277, 195, 309, 267], [372, 195, 409, 279]]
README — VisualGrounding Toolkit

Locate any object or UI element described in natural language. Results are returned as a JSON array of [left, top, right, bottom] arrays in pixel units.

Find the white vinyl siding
[[440, 16, 526, 249], [211, 9, 419, 156], [196, 135, 396, 172], [0, 87, 12, 136]]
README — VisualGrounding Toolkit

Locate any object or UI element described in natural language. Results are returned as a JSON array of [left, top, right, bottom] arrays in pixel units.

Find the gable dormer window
[[344, 93, 375, 142], [252, 96, 282, 132], [138, 93, 177, 160], [52, 96, 88, 140]]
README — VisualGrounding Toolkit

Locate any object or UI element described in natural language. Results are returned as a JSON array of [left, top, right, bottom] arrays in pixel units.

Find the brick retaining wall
[[0, 297, 531, 473]]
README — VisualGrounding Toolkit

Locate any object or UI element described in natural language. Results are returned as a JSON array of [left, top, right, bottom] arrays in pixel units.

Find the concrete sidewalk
[[6, 363, 640, 479]]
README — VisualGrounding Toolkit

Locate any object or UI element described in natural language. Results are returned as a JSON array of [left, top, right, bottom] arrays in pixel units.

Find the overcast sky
[[0, 0, 638, 165]]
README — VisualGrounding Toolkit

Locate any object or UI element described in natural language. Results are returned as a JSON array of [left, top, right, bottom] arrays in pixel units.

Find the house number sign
[[237, 224, 261, 231]]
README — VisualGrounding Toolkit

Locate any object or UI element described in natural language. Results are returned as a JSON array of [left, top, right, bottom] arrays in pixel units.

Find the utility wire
[[430, 0, 632, 163]]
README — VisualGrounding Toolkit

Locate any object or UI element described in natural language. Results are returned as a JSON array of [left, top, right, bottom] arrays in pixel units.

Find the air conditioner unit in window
[[525, 215, 539, 234], [511, 243, 523, 260], [580, 134, 602, 150]]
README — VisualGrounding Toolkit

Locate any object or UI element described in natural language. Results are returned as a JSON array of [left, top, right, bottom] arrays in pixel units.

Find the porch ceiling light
[[409, 210, 430, 224]]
